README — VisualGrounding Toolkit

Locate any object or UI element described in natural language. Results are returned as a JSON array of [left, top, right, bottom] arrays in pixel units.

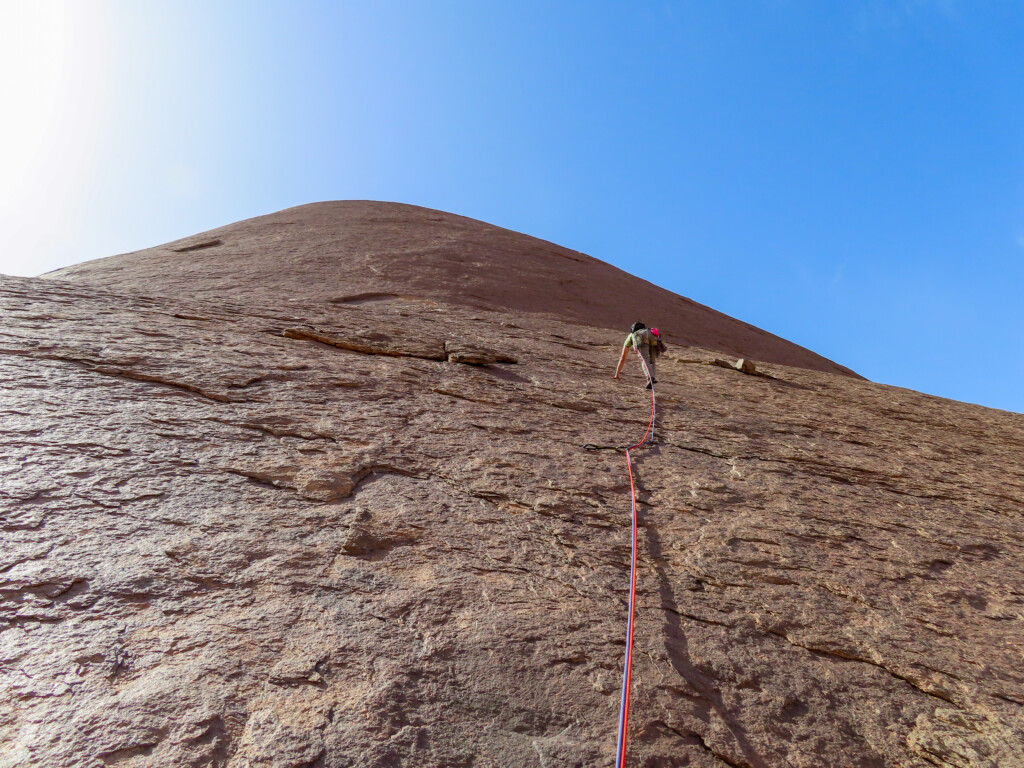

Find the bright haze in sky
[[1, 1, 1022, 414]]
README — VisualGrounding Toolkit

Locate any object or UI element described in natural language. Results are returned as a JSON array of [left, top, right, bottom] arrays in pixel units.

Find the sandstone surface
[[1, 202, 1022, 768], [45, 201, 858, 379]]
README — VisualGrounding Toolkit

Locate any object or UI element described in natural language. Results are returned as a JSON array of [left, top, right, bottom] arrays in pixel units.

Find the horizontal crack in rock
[[282, 326, 446, 360], [764, 627, 957, 705]]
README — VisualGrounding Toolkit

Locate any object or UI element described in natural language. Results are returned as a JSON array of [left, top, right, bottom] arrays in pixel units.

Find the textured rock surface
[[45, 201, 858, 379], [1, 203, 1022, 768]]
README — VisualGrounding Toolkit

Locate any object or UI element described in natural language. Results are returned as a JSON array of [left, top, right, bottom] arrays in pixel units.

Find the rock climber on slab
[[613, 321, 663, 389]]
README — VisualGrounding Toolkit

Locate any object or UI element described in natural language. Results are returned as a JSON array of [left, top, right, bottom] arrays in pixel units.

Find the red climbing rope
[[614, 349, 656, 768]]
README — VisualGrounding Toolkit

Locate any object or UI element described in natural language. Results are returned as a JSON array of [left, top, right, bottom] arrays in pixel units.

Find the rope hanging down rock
[[585, 347, 656, 767]]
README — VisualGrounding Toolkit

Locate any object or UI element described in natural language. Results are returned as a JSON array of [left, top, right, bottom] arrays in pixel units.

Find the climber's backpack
[[633, 329, 663, 356]]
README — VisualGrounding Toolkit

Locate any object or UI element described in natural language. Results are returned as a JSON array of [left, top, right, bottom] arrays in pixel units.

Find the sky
[[1, 1, 1023, 414]]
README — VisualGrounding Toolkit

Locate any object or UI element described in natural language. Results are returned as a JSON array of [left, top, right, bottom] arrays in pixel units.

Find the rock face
[[45, 201, 858, 379], [1, 202, 1022, 768]]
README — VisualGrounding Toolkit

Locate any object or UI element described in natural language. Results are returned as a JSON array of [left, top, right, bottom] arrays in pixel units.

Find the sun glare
[[0, 4, 71, 204], [0, 2, 107, 274]]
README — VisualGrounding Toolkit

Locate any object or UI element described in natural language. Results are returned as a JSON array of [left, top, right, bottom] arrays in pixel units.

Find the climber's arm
[[613, 344, 630, 379]]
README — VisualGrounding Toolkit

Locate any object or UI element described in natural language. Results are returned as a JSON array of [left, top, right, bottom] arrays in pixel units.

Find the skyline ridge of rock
[[45, 200, 859, 379]]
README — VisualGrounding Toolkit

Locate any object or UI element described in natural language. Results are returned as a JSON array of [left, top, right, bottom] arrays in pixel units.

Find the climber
[[613, 321, 663, 389]]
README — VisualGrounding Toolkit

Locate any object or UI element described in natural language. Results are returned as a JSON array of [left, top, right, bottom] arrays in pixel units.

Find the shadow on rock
[[631, 453, 770, 768]]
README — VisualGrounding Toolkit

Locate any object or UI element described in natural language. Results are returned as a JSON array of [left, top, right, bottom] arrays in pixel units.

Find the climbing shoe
[[645, 382, 653, 390]]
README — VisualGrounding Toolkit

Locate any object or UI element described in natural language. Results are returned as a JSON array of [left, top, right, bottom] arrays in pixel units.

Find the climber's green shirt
[[623, 329, 658, 353]]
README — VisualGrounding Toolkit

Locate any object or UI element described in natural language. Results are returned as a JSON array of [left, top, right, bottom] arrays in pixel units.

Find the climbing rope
[[586, 347, 656, 768]]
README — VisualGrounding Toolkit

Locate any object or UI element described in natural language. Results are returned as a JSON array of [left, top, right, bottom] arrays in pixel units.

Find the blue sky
[[2, 1, 1023, 413]]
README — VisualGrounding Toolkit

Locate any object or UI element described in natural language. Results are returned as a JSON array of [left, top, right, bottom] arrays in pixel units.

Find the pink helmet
[[650, 328, 660, 337]]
